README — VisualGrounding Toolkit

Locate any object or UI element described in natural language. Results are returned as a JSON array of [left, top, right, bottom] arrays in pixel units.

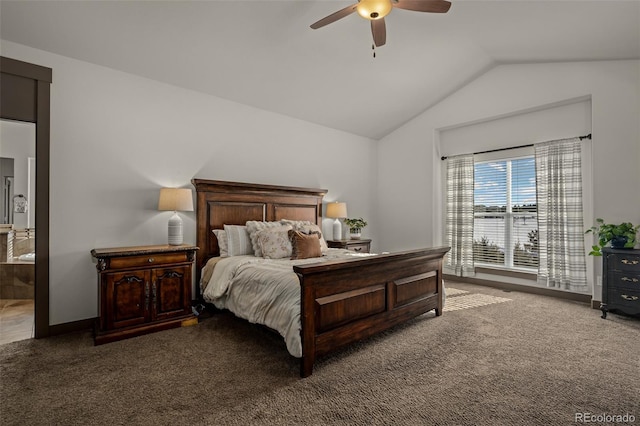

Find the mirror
[[0, 120, 35, 228], [1, 157, 14, 224]]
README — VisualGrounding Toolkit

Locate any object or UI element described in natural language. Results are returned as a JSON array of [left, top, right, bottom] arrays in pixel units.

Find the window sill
[[474, 265, 537, 280]]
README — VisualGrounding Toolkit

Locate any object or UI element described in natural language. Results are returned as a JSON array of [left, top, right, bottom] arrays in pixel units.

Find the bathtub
[[18, 252, 35, 262]]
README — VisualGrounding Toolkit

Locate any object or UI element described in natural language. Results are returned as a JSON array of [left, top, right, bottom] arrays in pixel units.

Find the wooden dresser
[[327, 239, 371, 253], [601, 247, 640, 319], [91, 244, 198, 344]]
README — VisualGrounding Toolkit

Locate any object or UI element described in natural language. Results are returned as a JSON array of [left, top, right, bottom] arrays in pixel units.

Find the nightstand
[[327, 239, 371, 253], [91, 244, 198, 345], [601, 247, 640, 319]]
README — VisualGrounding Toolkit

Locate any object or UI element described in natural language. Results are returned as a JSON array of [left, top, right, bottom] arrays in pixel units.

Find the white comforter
[[202, 249, 373, 358]]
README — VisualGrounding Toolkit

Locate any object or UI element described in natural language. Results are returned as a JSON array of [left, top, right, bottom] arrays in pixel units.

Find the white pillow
[[212, 229, 228, 257], [280, 219, 312, 228], [223, 225, 254, 256], [256, 225, 293, 259], [245, 221, 284, 257]]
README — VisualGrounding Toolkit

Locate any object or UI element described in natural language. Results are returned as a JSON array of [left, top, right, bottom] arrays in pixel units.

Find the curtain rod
[[440, 133, 591, 161]]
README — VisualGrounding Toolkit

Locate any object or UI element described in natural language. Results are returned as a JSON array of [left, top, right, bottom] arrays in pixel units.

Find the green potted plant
[[585, 218, 639, 256], [344, 217, 368, 240]]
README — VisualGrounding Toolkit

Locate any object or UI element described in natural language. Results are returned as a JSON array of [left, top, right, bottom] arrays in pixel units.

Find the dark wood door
[[105, 270, 150, 329], [152, 266, 190, 321]]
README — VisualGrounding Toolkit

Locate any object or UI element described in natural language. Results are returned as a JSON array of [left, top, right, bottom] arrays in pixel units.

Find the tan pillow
[[297, 224, 329, 252], [280, 220, 329, 253], [289, 230, 322, 260]]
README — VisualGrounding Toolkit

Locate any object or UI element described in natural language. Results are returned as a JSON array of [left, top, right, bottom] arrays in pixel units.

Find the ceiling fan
[[310, 0, 452, 48]]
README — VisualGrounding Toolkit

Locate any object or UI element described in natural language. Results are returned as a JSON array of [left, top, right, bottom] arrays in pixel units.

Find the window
[[473, 156, 538, 270]]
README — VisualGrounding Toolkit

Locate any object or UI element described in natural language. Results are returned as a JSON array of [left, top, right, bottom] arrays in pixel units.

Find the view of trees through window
[[474, 157, 538, 269]]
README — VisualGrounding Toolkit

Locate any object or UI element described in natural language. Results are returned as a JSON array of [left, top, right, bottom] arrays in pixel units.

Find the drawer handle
[[148, 258, 155, 263], [621, 277, 639, 283], [621, 259, 639, 265], [621, 294, 639, 301], [353, 247, 362, 252]]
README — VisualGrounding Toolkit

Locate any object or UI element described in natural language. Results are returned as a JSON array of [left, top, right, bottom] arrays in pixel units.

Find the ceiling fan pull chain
[[372, 43, 376, 58]]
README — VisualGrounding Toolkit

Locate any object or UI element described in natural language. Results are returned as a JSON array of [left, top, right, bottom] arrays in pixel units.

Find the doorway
[[0, 56, 51, 339], [1, 120, 36, 343]]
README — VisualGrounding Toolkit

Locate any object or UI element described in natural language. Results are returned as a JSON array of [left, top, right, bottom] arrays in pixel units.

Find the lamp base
[[168, 212, 183, 245], [332, 218, 342, 241]]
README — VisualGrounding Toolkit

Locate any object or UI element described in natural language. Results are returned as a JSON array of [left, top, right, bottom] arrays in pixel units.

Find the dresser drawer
[[608, 271, 640, 291], [346, 243, 369, 253], [607, 253, 640, 272], [609, 287, 640, 310], [327, 239, 371, 253], [109, 252, 189, 270]]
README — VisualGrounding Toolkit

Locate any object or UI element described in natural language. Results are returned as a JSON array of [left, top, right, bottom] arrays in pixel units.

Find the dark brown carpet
[[1, 282, 638, 425]]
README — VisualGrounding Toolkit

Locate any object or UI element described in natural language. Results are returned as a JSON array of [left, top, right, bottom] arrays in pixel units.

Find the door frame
[[1, 56, 51, 338]]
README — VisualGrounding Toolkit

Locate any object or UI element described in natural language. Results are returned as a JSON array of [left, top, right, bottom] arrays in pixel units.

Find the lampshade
[[326, 202, 348, 219], [356, 0, 392, 20], [158, 188, 194, 212]]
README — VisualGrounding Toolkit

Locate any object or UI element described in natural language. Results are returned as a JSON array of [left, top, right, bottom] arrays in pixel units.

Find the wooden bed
[[192, 178, 449, 377]]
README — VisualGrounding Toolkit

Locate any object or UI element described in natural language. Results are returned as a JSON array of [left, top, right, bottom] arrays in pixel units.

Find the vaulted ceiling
[[1, 1, 638, 139]]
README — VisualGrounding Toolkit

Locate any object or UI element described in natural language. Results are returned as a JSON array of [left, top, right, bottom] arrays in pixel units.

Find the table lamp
[[158, 187, 194, 245], [325, 202, 347, 240]]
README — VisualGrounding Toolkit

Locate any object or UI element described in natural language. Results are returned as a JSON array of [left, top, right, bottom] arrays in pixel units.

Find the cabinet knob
[[148, 258, 154, 263]]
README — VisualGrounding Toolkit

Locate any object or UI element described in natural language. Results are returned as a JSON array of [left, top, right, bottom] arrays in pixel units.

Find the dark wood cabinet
[[327, 239, 371, 253], [91, 244, 198, 344], [601, 247, 640, 319]]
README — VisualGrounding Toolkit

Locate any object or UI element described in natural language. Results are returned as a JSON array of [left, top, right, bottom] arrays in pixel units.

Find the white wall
[[1, 40, 378, 326], [377, 60, 640, 299]]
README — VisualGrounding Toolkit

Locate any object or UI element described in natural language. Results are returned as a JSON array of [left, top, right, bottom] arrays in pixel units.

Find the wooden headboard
[[191, 178, 327, 274]]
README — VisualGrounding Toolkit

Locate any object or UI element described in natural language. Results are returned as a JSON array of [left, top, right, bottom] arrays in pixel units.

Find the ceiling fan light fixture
[[356, 0, 392, 21]]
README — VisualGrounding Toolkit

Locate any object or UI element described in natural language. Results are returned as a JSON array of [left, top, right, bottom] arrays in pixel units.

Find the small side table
[[91, 244, 198, 345], [327, 239, 371, 253]]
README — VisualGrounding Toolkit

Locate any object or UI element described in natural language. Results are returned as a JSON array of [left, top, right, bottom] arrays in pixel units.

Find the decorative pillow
[[280, 219, 312, 229], [212, 229, 229, 257], [296, 223, 329, 252], [223, 225, 254, 256], [281, 220, 329, 252], [289, 230, 322, 260], [245, 221, 284, 258], [256, 225, 293, 259]]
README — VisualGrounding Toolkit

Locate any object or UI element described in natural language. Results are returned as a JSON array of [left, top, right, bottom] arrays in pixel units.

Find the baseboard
[[591, 299, 602, 310], [48, 318, 95, 337], [444, 274, 592, 304]]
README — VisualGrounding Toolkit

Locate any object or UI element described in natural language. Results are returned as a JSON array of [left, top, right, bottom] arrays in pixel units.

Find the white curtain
[[445, 154, 475, 276], [535, 138, 588, 292]]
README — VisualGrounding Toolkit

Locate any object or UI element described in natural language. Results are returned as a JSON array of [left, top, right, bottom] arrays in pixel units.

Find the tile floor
[[0, 299, 34, 345]]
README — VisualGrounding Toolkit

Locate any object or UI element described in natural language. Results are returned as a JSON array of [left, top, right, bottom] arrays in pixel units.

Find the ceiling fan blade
[[393, 0, 451, 13], [310, 4, 358, 29], [371, 18, 386, 47]]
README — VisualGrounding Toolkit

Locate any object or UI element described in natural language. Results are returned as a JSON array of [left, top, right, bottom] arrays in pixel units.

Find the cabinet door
[[105, 270, 150, 329], [151, 265, 191, 321]]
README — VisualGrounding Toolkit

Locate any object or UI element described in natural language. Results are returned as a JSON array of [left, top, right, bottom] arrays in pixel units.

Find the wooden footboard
[[294, 246, 449, 377]]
